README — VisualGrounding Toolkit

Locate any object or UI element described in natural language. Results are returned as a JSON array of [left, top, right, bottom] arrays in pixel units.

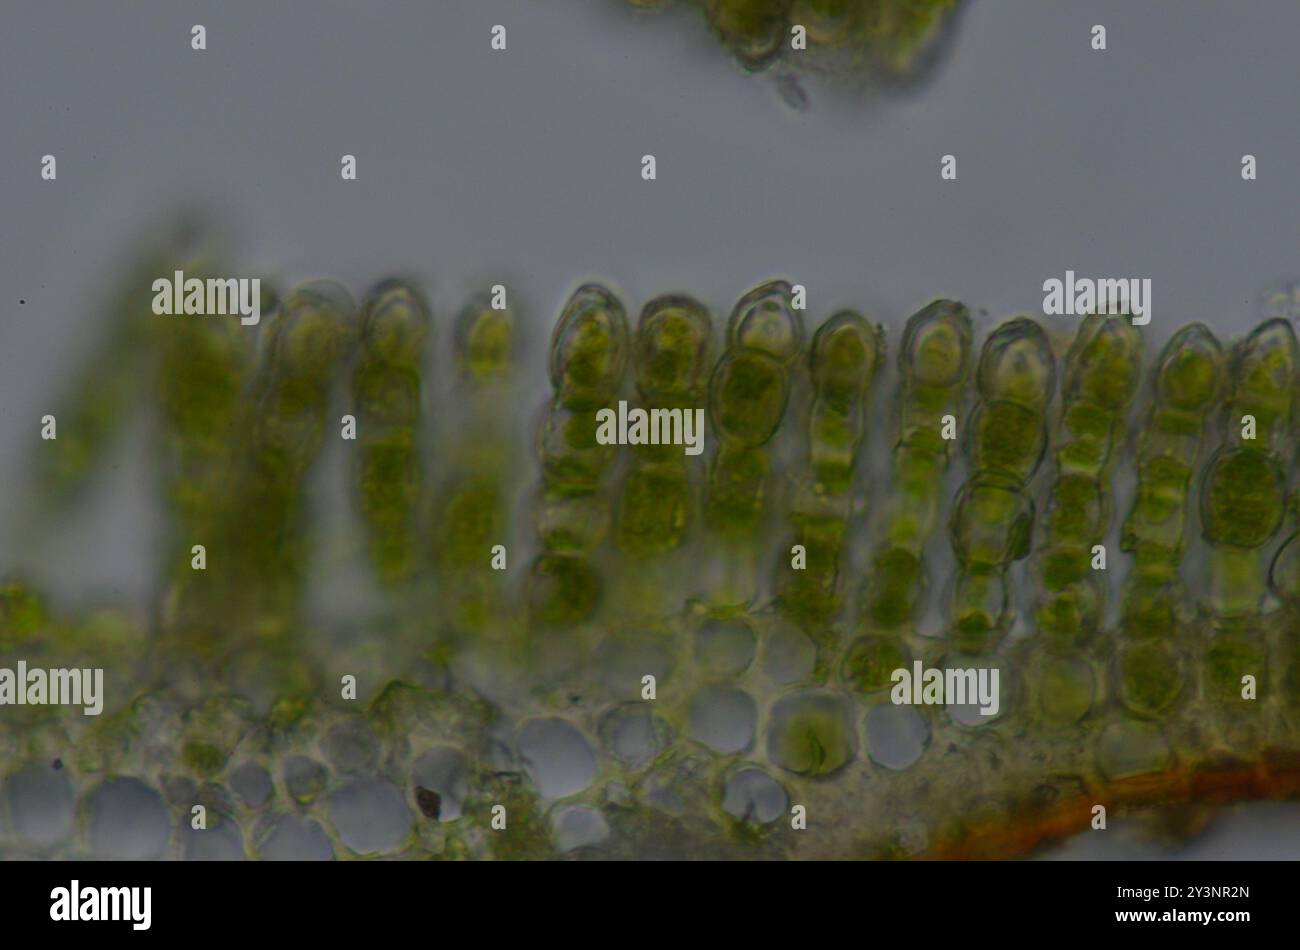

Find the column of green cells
[[948, 317, 1055, 654], [702, 280, 804, 608], [842, 301, 970, 698], [174, 281, 359, 661], [1268, 372, 1300, 725], [859, 301, 971, 631], [350, 280, 431, 587], [1026, 315, 1141, 726], [1199, 319, 1296, 619], [527, 285, 629, 630], [436, 293, 517, 634], [156, 261, 257, 644], [613, 294, 713, 616], [1197, 319, 1297, 723], [1116, 324, 1224, 720], [774, 310, 883, 634]]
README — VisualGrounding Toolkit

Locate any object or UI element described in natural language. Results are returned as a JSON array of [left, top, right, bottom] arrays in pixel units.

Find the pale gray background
[[2, 0, 1298, 857]]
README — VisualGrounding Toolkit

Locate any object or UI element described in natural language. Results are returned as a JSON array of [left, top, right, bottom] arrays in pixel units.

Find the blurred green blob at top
[[976, 316, 1056, 412], [549, 284, 630, 408], [810, 310, 883, 410], [709, 349, 791, 447], [792, 0, 864, 45], [1062, 313, 1142, 412], [705, 0, 792, 71], [635, 294, 714, 403], [0, 581, 46, 648], [158, 292, 253, 449], [456, 295, 515, 382], [359, 279, 430, 370], [264, 281, 358, 399], [726, 280, 805, 365]]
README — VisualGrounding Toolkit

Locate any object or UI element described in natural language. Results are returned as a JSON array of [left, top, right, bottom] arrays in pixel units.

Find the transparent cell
[[328, 777, 413, 855], [1269, 532, 1300, 604], [695, 618, 758, 675], [688, 685, 758, 754], [865, 704, 929, 770], [518, 718, 597, 799], [941, 653, 1010, 727], [255, 813, 334, 861], [229, 761, 274, 809], [1095, 720, 1173, 782], [721, 767, 788, 824], [86, 777, 170, 859], [411, 746, 469, 822], [551, 805, 610, 853], [761, 621, 817, 684], [323, 719, 381, 775], [601, 706, 670, 769], [6, 761, 75, 848], [181, 815, 245, 861], [282, 756, 330, 805]]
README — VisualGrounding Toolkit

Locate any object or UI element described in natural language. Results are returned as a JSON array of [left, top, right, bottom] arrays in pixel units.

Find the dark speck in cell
[[415, 786, 441, 819], [52, 758, 63, 770]]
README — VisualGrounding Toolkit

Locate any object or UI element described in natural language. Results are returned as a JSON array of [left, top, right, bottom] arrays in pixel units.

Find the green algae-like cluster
[[628, 0, 962, 78], [4, 250, 1300, 860]]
